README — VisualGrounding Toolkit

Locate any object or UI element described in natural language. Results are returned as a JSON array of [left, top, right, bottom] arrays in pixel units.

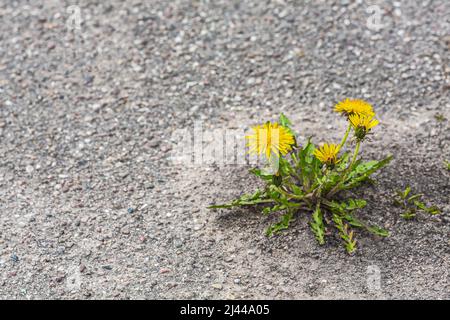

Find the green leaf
[[332, 214, 357, 254], [328, 199, 367, 214], [297, 138, 322, 189], [401, 210, 416, 219], [328, 200, 388, 237], [208, 189, 270, 209], [422, 205, 440, 215], [337, 152, 351, 171], [394, 186, 441, 218], [355, 156, 392, 177], [249, 168, 273, 182], [403, 186, 412, 199], [346, 199, 367, 210], [321, 172, 341, 193], [262, 204, 287, 215], [367, 225, 389, 237], [310, 206, 325, 245], [298, 139, 315, 166], [279, 113, 297, 140], [345, 235, 357, 254], [266, 211, 294, 236], [279, 113, 292, 128], [344, 155, 393, 189], [407, 193, 423, 203], [267, 185, 283, 201], [413, 200, 427, 211], [289, 183, 304, 196], [343, 213, 364, 228], [413, 200, 441, 215], [426, 206, 441, 215]]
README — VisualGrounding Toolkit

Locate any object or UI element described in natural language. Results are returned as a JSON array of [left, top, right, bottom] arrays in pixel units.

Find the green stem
[[339, 124, 351, 150], [349, 141, 361, 170], [291, 152, 299, 164]]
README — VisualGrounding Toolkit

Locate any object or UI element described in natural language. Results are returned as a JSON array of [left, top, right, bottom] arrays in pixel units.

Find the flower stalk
[[339, 124, 351, 150]]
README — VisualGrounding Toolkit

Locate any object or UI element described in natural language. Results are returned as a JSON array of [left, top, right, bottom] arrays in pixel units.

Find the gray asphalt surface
[[0, 0, 449, 299]]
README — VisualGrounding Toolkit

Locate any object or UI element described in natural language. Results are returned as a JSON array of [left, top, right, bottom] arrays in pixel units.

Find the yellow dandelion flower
[[334, 98, 375, 118], [313, 143, 340, 166], [246, 122, 295, 159], [348, 114, 379, 140]]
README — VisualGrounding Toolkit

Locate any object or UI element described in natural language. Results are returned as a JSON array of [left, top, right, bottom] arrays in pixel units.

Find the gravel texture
[[0, 0, 449, 299]]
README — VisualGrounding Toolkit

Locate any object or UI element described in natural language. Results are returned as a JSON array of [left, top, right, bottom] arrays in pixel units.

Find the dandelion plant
[[394, 186, 441, 219], [209, 99, 393, 254]]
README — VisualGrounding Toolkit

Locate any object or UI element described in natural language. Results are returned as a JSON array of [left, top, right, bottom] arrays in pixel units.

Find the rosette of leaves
[[209, 111, 392, 254], [394, 186, 441, 219]]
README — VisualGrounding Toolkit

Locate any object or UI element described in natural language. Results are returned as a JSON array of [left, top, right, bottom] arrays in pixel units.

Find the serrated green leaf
[[400, 210, 416, 219], [413, 200, 427, 210], [412, 200, 441, 215], [267, 185, 283, 200], [262, 204, 287, 215], [328, 199, 367, 214], [310, 206, 325, 245], [425, 205, 441, 215], [208, 189, 271, 209], [332, 213, 357, 254], [343, 213, 364, 227], [328, 200, 388, 237], [346, 237, 357, 254], [367, 225, 389, 237], [266, 211, 294, 236], [344, 155, 393, 189], [346, 199, 367, 210]]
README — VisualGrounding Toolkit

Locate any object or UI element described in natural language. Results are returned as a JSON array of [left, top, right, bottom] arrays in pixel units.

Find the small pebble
[[211, 283, 223, 290]]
